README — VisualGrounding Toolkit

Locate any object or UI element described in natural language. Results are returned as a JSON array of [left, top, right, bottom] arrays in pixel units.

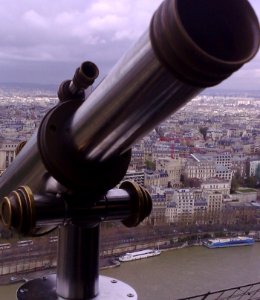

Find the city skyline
[[0, 0, 259, 90]]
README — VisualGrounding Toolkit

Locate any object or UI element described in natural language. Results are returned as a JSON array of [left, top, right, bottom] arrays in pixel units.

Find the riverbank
[[0, 230, 256, 285], [0, 240, 193, 285], [101, 240, 192, 269], [2, 243, 260, 300]]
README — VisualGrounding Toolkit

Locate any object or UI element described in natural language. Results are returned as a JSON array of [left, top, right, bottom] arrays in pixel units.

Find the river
[[2, 243, 260, 300]]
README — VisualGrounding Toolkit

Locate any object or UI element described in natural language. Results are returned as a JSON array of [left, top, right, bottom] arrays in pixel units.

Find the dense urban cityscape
[[0, 86, 260, 286], [127, 92, 260, 228], [0, 88, 260, 231]]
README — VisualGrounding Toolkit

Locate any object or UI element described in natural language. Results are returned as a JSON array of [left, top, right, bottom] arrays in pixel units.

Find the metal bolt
[[127, 293, 135, 297], [111, 279, 117, 283]]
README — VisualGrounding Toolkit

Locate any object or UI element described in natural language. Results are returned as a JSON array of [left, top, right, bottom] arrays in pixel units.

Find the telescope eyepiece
[[72, 61, 99, 90], [58, 61, 99, 102]]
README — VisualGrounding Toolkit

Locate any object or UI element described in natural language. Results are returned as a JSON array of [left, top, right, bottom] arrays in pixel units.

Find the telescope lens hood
[[150, 0, 260, 87]]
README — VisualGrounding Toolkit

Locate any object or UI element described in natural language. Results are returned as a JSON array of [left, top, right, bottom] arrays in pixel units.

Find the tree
[[181, 175, 201, 188], [199, 126, 208, 140], [231, 176, 239, 193], [245, 176, 257, 188], [255, 164, 260, 185], [245, 158, 250, 179], [231, 169, 243, 192], [145, 160, 156, 171]]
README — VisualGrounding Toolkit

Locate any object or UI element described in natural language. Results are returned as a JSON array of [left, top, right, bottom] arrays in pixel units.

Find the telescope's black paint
[[33, 184, 150, 228], [38, 98, 132, 193]]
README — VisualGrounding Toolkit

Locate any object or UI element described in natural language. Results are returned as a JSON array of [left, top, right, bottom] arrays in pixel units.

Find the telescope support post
[[17, 221, 138, 300], [57, 223, 100, 299]]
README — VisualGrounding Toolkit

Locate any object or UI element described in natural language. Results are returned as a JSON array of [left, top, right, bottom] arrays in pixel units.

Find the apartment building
[[215, 152, 232, 168], [165, 202, 178, 224], [123, 170, 145, 186], [201, 178, 230, 195], [185, 158, 216, 180], [149, 193, 167, 225], [0, 143, 18, 173], [215, 165, 232, 181], [144, 170, 168, 188], [193, 198, 208, 225], [156, 157, 184, 187], [250, 160, 260, 177], [174, 189, 194, 224], [203, 190, 223, 224]]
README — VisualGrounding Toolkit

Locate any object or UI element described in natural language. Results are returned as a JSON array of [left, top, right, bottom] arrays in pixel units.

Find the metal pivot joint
[[0, 57, 149, 300], [8, 180, 151, 299], [38, 61, 131, 195], [37, 99, 132, 194], [0, 181, 152, 235]]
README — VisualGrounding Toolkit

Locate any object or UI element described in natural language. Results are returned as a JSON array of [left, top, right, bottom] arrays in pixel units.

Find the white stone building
[[201, 178, 230, 195], [156, 157, 184, 187], [123, 170, 145, 186], [250, 160, 260, 176], [173, 189, 194, 224], [0, 143, 18, 173]]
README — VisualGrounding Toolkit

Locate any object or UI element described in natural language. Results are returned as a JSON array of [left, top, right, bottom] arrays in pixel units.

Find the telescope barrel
[[71, 0, 260, 161], [0, 0, 259, 198], [0, 133, 44, 197]]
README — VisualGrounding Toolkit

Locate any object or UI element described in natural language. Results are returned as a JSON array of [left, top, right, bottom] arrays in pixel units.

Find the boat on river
[[203, 236, 255, 249], [119, 249, 161, 262]]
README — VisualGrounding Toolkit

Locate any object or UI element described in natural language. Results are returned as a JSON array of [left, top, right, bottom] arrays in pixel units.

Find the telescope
[[0, 0, 259, 299]]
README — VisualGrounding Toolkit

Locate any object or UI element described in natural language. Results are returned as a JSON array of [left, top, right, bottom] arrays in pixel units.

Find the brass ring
[[0, 196, 12, 228]]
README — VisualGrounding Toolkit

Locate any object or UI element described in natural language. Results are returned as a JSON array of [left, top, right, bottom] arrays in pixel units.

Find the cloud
[[0, 0, 163, 84], [0, 0, 258, 89], [0, 1, 161, 61], [22, 10, 48, 28]]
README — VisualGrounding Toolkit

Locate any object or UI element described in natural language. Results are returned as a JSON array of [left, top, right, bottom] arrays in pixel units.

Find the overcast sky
[[0, 0, 259, 90]]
